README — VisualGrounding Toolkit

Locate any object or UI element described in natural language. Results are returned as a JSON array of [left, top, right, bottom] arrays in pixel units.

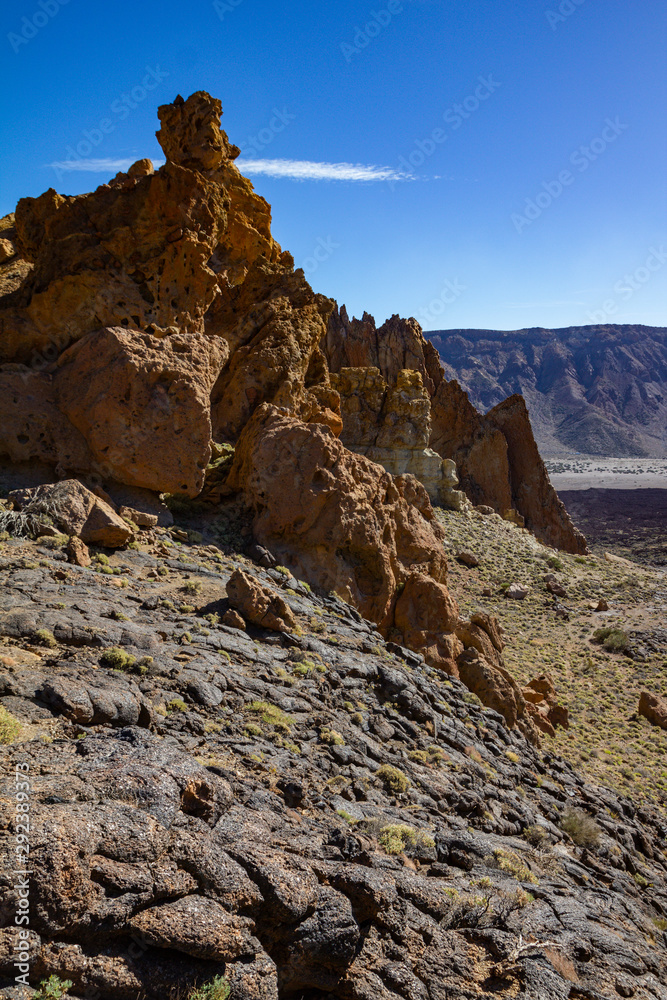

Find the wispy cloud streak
[[47, 157, 150, 173], [236, 158, 414, 182], [46, 156, 414, 184]]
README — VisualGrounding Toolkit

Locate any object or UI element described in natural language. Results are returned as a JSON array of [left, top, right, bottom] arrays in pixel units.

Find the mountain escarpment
[[427, 324, 667, 457]]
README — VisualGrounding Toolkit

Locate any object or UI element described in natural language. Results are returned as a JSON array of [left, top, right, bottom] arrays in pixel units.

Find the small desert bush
[[560, 807, 601, 848], [245, 700, 294, 731], [523, 824, 548, 847], [379, 823, 435, 855], [100, 647, 136, 671], [0, 706, 23, 744], [592, 626, 630, 654], [167, 698, 188, 713], [189, 976, 231, 1000], [376, 764, 410, 794], [320, 728, 345, 746], [486, 848, 538, 884], [33, 628, 57, 648], [34, 976, 73, 999]]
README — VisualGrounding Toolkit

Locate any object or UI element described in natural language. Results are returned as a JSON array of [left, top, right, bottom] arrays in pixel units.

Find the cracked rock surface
[[1, 532, 666, 999]]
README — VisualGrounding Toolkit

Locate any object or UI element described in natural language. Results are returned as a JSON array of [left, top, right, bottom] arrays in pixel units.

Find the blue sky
[[2, 0, 665, 331]]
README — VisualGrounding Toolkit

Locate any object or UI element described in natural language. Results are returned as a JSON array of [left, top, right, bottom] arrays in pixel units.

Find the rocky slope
[[1, 520, 667, 1000], [426, 325, 667, 458]]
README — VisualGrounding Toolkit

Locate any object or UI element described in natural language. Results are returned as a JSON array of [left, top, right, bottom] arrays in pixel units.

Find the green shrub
[[34, 976, 73, 999], [0, 706, 22, 744], [592, 627, 630, 653], [320, 728, 345, 746], [486, 848, 538, 884], [167, 698, 188, 713], [245, 700, 293, 731], [379, 824, 435, 855], [560, 807, 601, 848], [100, 647, 136, 671], [33, 628, 57, 648], [376, 764, 410, 795], [523, 824, 548, 847], [188, 976, 231, 1000]]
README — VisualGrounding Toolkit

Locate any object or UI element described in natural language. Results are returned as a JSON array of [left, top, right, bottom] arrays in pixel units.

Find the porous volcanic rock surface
[[0, 91, 340, 494], [0, 531, 666, 1000], [329, 366, 463, 508]]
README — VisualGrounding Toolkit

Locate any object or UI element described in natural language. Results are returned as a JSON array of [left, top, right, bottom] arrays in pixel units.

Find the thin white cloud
[[236, 158, 413, 182], [49, 158, 134, 173], [46, 155, 413, 184]]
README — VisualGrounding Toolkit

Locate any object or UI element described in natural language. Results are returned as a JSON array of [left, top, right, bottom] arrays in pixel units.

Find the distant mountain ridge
[[425, 324, 667, 457]]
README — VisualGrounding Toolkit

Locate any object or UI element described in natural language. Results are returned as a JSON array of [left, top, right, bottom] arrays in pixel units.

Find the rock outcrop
[[226, 403, 455, 637], [639, 690, 667, 730], [487, 394, 587, 553], [8, 479, 133, 548], [226, 568, 298, 633], [324, 306, 587, 553], [522, 674, 570, 737], [0, 91, 340, 494], [330, 366, 464, 509]]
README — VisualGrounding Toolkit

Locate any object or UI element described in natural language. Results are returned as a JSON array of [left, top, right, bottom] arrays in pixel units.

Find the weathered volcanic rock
[[0, 91, 340, 493], [54, 327, 226, 496], [325, 306, 443, 394], [429, 377, 514, 514], [392, 571, 462, 674], [522, 674, 569, 737], [0, 367, 93, 471], [457, 648, 540, 743], [226, 569, 298, 633], [227, 403, 454, 634], [324, 306, 586, 553], [488, 394, 587, 554], [330, 367, 464, 509], [639, 690, 667, 730], [9, 479, 132, 548]]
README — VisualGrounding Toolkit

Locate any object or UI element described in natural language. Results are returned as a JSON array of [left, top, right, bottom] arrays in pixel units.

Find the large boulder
[[54, 327, 226, 496], [392, 571, 462, 674], [227, 404, 454, 633], [226, 569, 298, 633], [9, 480, 133, 548], [0, 368, 92, 470], [639, 691, 667, 730]]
